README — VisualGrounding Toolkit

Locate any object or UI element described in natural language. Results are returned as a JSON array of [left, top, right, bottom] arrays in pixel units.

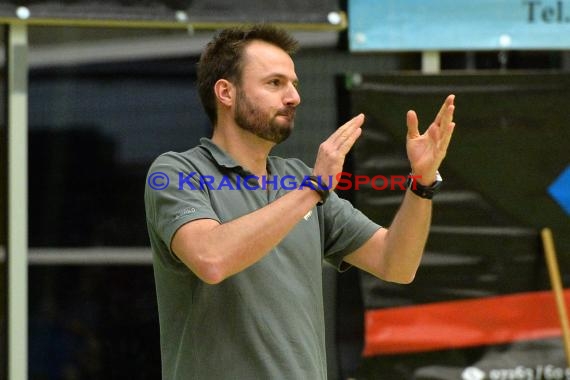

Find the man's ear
[[214, 79, 234, 107]]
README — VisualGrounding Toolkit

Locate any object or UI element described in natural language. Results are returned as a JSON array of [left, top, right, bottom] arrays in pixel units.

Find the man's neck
[[211, 123, 275, 177]]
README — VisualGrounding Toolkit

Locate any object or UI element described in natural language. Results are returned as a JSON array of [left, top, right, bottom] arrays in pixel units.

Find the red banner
[[364, 290, 570, 356]]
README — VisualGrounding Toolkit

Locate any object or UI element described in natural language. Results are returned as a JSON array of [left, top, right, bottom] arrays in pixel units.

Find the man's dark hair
[[197, 24, 299, 125]]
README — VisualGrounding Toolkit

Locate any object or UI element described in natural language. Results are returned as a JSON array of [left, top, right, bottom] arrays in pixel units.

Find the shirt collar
[[199, 137, 248, 173], [199, 137, 279, 178]]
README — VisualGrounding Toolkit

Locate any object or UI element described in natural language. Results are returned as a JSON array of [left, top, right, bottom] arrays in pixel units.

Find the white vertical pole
[[421, 51, 441, 74], [7, 22, 28, 380]]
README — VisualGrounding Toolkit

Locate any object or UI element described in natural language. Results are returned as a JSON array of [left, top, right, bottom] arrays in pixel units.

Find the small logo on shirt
[[174, 207, 196, 221], [303, 210, 312, 221]]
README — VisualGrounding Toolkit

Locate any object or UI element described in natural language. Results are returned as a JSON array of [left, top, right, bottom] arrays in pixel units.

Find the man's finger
[[331, 113, 365, 145], [339, 126, 362, 156], [439, 104, 455, 131], [406, 110, 420, 139], [434, 94, 455, 125], [439, 118, 456, 153]]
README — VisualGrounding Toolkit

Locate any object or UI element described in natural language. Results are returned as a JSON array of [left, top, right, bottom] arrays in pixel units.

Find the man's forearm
[[172, 187, 321, 284], [381, 189, 432, 283]]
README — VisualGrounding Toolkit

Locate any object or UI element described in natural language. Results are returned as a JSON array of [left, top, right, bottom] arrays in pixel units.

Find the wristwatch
[[405, 172, 443, 199], [306, 175, 330, 206]]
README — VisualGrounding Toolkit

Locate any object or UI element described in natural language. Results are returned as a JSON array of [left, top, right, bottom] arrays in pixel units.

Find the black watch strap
[[305, 175, 330, 205], [405, 172, 443, 199]]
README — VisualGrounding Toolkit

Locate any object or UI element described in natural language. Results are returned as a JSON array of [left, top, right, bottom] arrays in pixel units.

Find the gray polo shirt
[[144, 138, 381, 380]]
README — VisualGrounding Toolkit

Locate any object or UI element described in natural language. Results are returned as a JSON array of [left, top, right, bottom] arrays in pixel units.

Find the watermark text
[[147, 171, 421, 192]]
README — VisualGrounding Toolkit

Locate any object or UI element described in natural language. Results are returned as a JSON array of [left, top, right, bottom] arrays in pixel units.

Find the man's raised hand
[[312, 114, 365, 190], [406, 95, 456, 185]]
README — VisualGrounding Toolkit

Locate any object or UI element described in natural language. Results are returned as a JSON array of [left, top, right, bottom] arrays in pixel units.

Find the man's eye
[[269, 79, 280, 86]]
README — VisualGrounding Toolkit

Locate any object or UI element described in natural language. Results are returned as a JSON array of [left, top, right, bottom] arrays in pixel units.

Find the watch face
[[435, 171, 443, 182]]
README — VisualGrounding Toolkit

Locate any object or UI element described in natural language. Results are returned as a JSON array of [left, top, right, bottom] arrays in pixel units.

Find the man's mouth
[[276, 108, 296, 120]]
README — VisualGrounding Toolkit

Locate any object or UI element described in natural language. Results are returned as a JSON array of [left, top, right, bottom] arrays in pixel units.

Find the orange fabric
[[363, 290, 570, 356]]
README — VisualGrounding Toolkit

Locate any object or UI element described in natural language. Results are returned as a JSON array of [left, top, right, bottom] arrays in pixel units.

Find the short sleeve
[[322, 192, 382, 271], [144, 152, 220, 262]]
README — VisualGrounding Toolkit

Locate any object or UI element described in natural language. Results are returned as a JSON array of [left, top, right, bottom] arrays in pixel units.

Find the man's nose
[[284, 83, 301, 107]]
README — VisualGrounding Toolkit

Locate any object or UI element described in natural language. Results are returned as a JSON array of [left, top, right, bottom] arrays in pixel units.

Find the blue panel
[[349, 0, 570, 51], [548, 165, 570, 216]]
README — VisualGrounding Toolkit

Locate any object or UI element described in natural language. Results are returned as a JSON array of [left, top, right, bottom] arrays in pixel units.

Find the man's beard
[[234, 87, 295, 144]]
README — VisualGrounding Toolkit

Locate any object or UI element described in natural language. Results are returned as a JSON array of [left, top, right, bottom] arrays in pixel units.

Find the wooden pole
[[541, 228, 570, 366]]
